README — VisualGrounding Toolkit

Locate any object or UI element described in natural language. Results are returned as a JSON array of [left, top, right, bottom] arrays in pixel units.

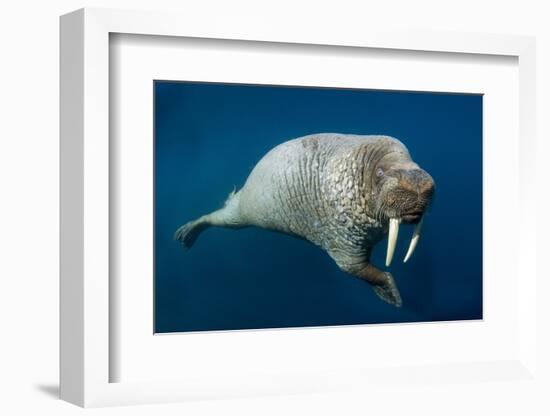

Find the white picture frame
[[60, 7, 537, 408]]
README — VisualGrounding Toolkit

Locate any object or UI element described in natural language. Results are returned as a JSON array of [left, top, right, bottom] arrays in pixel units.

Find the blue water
[[154, 81, 482, 333]]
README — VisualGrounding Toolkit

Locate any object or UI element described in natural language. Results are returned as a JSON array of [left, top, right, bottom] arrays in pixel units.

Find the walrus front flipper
[[371, 272, 402, 307], [356, 265, 402, 307], [332, 255, 403, 307]]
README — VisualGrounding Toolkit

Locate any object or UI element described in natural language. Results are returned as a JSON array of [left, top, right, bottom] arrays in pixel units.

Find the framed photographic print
[[60, 8, 538, 408], [154, 81, 480, 332]]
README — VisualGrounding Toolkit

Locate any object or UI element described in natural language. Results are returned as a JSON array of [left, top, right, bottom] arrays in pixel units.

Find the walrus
[[174, 133, 435, 307]]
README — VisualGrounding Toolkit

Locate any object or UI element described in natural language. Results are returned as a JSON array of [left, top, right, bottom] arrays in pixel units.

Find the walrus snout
[[384, 168, 435, 220], [395, 168, 435, 199], [380, 167, 435, 267]]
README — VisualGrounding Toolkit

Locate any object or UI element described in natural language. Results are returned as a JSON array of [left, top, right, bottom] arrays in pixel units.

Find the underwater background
[[154, 81, 482, 333]]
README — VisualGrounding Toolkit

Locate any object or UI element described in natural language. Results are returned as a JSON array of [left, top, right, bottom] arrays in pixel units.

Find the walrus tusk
[[386, 218, 400, 267], [403, 216, 424, 263]]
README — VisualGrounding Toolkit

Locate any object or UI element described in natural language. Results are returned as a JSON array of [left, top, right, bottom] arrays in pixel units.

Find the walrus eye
[[376, 167, 384, 178]]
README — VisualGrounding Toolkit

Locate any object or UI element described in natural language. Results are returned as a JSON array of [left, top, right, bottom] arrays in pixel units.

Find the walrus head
[[367, 137, 435, 266]]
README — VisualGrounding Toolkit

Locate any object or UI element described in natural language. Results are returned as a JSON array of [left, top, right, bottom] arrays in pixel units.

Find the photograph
[[154, 81, 483, 333]]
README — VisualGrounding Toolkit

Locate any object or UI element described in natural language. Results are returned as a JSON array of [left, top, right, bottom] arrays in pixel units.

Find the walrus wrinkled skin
[[175, 133, 435, 307]]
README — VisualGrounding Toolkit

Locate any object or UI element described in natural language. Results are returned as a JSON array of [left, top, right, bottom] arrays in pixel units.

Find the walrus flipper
[[331, 254, 403, 307], [372, 272, 402, 307], [357, 265, 402, 307], [174, 219, 210, 249], [174, 189, 245, 249]]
